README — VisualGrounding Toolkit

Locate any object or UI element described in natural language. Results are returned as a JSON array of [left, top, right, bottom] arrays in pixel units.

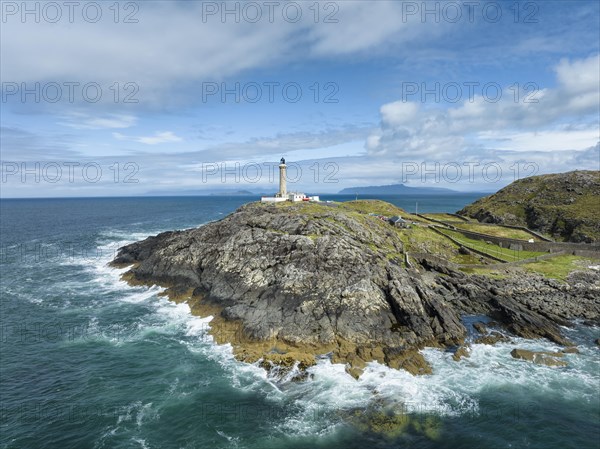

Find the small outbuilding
[[388, 216, 409, 228]]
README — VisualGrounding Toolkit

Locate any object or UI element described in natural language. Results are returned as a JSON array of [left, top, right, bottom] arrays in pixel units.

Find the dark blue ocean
[[1, 195, 599, 449]]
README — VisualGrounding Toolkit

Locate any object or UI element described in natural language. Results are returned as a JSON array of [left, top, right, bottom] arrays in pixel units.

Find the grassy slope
[[424, 214, 539, 240], [442, 229, 545, 262], [270, 200, 486, 264], [452, 223, 537, 241], [263, 200, 595, 279], [461, 255, 596, 282]]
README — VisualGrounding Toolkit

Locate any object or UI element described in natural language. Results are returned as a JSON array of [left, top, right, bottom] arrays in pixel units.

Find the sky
[[1, 0, 599, 197]]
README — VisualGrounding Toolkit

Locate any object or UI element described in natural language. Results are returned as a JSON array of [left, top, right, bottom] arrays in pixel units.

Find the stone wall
[[445, 227, 600, 256], [459, 251, 568, 269], [428, 226, 506, 262], [448, 213, 470, 222], [496, 224, 553, 242]]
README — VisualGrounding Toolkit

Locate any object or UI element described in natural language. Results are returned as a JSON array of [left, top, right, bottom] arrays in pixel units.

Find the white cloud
[[307, 2, 441, 56], [367, 54, 600, 165], [59, 113, 137, 129], [478, 128, 600, 152], [113, 131, 182, 145], [185, 127, 372, 161], [555, 54, 600, 95], [380, 101, 419, 127], [138, 131, 182, 145], [0, 2, 431, 108], [6, 2, 513, 117]]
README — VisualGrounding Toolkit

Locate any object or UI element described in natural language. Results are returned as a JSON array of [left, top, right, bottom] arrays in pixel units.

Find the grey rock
[[510, 348, 568, 367], [112, 201, 600, 370]]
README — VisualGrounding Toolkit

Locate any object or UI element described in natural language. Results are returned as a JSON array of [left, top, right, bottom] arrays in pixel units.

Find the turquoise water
[[1, 196, 599, 449]]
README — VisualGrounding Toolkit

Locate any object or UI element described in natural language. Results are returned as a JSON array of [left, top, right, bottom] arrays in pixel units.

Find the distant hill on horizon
[[144, 183, 486, 197], [338, 183, 463, 195], [144, 188, 258, 196]]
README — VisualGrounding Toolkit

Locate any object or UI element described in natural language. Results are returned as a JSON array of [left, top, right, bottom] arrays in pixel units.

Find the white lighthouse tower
[[277, 157, 287, 197]]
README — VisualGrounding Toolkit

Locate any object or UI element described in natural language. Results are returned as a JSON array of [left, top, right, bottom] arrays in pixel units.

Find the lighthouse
[[278, 157, 287, 197], [260, 158, 318, 203]]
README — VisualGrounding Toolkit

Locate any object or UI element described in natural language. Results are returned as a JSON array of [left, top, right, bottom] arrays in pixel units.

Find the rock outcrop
[[112, 200, 600, 377], [452, 345, 470, 361], [510, 348, 568, 367]]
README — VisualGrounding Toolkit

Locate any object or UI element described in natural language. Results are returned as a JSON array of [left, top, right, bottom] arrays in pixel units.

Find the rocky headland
[[111, 200, 600, 378], [458, 170, 600, 243]]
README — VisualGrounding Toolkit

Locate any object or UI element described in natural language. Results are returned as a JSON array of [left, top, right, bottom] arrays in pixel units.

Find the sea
[[1, 195, 599, 449]]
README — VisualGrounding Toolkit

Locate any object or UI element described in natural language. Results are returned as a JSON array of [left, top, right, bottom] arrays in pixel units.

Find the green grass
[[422, 213, 467, 223], [259, 200, 553, 266], [423, 213, 539, 240], [520, 255, 595, 281], [338, 200, 429, 223], [272, 201, 328, 214], [451, 253, 487, 265], [452, 223, 537, 241], [395, 225, 490, 264], [342, 201, 404, 217], [397, 226, 458, 255], [441, 230, 546, 262], [339, 199, 407, 216], [462, 256, 598, 281]]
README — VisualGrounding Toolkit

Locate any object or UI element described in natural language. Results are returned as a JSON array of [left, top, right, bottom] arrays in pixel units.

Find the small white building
[[288, 192, 306, 202]]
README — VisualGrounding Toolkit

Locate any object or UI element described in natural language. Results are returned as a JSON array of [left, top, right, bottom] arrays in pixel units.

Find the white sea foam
[[216, 429, 241, 447], [115, 401, 158, 428], [129, 285, 600, 423], [132, 438, 150, 449]]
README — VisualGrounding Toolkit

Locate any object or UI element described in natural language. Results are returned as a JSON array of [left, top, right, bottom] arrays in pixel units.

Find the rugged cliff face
[[457, 170, 600, 243], [112, 200, 600, 377]]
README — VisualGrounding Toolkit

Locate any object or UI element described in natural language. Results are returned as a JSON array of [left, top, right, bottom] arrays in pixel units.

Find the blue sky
[[1, 0, 599, 197]]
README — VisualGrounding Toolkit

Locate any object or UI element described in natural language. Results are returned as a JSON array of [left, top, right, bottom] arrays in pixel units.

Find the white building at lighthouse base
[[261, 192, 320, 203]]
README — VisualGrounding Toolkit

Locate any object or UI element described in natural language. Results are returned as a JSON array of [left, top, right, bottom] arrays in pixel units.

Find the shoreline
[[115, 263, 598, 378], [116, 265, 437, 378], [110, 200, 600, 379]]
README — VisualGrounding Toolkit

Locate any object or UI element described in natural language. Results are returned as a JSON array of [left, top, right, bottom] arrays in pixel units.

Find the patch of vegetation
[[339, 200, 408, 216], [272, 201, 330, 214], [452, 222, 537, 241], [398, 226, 460, 257], [452, 253, 488, 265], [422, 213, 466, 223], [520, 255, 595, 281], [258, 200, 581, 270], [265, 228, 288, 235], [459, 266, 508, 279], [339, 200, 429, 223], [442, 230, 546, 262]]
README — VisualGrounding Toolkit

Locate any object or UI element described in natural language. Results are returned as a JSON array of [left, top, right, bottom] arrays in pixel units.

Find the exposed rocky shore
[[111, 200, 600, 378]]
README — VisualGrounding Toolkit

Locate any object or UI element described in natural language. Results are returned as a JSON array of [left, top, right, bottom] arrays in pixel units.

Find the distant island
[[112, 170, 600, 380], [338, 183, 464, 195]]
